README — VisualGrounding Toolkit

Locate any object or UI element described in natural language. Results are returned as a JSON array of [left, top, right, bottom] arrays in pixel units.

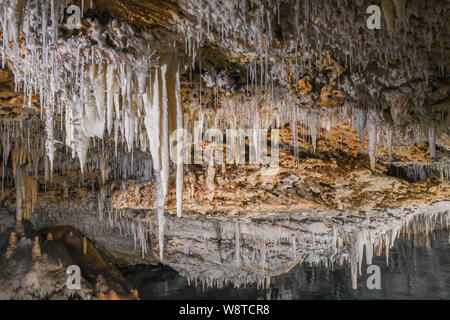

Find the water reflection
[[122, 229, 449, 300]]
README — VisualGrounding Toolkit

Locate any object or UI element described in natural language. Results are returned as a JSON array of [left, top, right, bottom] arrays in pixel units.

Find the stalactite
[[386, 126, 393, 162], [5, 232, 17, 259], [175, 65, 184, 218]]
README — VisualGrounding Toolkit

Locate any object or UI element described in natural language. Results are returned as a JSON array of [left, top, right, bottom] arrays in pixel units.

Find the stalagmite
[[160, 64, 170, 200], [5, 232, 17, 259], [235, 221, 241, 264], [350, 234, 358, 289], [32, 236, 41, 260]]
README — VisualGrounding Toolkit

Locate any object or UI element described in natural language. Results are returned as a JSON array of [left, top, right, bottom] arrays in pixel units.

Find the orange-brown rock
[[318, 85, 345, 108]]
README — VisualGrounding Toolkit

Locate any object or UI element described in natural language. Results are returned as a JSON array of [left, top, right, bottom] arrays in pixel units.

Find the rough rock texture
[[113, 124, 449, 214], [31, 198, 450, 289], [0, 213, 139, 299]]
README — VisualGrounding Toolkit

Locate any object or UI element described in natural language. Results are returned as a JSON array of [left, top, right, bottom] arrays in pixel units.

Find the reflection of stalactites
[[384, 231, 391, 267], [356, 231, 364, 276], [14, 163, 25, 222], [213, 221, 223, 263], [32, 236, 41, 260], [365, 230, 373, 265], [100, 204, 450, 291], [234, 221, 241, 265], [265, 277, 271, 301], [349, 232, 358, 290], [291, 236, 296, 260]]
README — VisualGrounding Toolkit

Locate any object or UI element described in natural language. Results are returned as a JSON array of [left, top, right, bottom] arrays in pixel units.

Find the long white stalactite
[[0, 0, 188, 262], [1, 0, 446, 185], [175, 65, 184, 218]]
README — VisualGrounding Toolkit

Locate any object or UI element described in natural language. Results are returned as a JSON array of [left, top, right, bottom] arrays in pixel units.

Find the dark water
[[122, 230, 449, 300]]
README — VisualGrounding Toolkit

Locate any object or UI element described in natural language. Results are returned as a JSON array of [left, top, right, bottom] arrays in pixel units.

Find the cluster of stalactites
[[2, 0, 446, 186], [0, 122, 41, 225], [1, 0, 164, 173], [0, 121, 46, 188], [96, 201, 449, 291], [0, 0, 187, 261], [334, 207, 449, 290]]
